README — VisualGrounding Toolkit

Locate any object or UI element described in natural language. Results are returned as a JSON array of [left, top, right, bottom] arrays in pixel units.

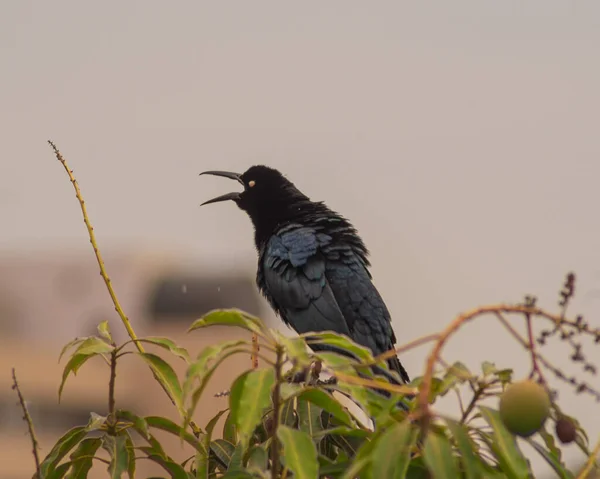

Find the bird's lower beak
[[199, 170, 244, 206], [200, 191, 241, 206]]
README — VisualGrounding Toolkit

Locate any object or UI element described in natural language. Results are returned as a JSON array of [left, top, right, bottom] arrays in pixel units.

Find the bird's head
[[200, 165, 311, 242]]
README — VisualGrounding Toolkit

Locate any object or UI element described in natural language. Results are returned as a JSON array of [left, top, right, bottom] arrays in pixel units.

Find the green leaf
[[372, 419, 417, 479], [183, 341, 251, 424], [40, 426, 87, 477], [98, 320, 113, 342], [445, 419, 482, 479], [65, 437, 102, 479], [136, 336, 191, 362], [145, 416, 202, 449], [59, 337, 88, 362], [247, 444, 268, 471], [85, 412, 107, 432], [526, 439, 574, 479], [223, 411, 238, 444], [74, 336, 115, 355], [482, 361, 497, 376], [124, 432, 136, 479], [210, 439, 235, 468], [229, 368, 275, 449], [144, 454, 190, 478], [439, 361, 472, 395], [46, 462, 72, 479], [278, 335, 312, 369], [277, 425, 319, 479], [305, 332, 374, 362], [183, 339, 248, 397], [197, 409, 228, 478], [117, 409, 150, 440], [279, 398, 297, 427], [295, 388, 353, 427], [102, 434, 130, 479], [188, 309, 265, 336], [138, 352, 184, 413], [423, 429, 460, 479], [297, 396, 323, 441], [58, 354, 95, 401], [479, 406, 530, 478]]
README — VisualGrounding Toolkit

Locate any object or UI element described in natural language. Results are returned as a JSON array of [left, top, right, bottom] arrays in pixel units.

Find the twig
[[417, 304, 587, 433], [48, 141, 195, 429], [576, 434, 600, 479], [460, 383, 486, 424], [525, 312, 546, 383], [108, 348, 117, 418], [12, 369, 41, 478], [333, 371, 417, 395], [271, 346, 284, 479], [252, 333, 259, 369], [371, 333, 440, 364]]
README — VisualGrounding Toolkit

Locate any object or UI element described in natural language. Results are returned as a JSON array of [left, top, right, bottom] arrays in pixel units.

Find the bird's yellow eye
[[248, 180, 256, 188]]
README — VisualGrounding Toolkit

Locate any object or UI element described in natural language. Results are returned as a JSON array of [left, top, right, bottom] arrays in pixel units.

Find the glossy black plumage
[[200, 165, 410, 387]]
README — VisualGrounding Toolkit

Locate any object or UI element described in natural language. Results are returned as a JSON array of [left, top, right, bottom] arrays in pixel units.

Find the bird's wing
[[322, 245, 410, 383], [259, 226, 352, 337]]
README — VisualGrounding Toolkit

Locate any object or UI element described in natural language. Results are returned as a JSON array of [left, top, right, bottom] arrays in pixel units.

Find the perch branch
[[48, 141, 194, 427], [12, 369, 41, 478], [417, 304, 581, 432]]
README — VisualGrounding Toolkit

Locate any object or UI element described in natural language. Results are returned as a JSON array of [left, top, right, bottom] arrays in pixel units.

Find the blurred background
[[2, 1, 600, 477]]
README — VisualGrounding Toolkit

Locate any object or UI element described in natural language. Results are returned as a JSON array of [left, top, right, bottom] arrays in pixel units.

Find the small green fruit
[[499, 380, 551, 437]]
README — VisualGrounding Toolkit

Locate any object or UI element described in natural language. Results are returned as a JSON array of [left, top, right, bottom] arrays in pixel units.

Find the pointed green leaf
[[46, 462, 72, 479], [102, 434, 130, 478], [197, 409, 228, 478], [188, 309, 265, 336], [445, 419, 482, 479], [98, 320, 112, 342], [277, 425, 318, 479], [279, 398, 297, 427], [58, 354, 95, 401], [183, 339, 248, 398], [295, 388, 352, 427], [75, 336, 115, 355], [482, 361, 497, 376], [223, 411, 237, 444], [210, 439, 235, 468], [116, 409, 150, 440], [305, 332, 374, 362], [297, 397, 323, 441], [423, 429, 460, 479], [85, 412, 107, 432], [247, 444, 268, 471], [184, 345, 252, 426], [479, 406, 530, 478], [144, 454, 190, 478], [439, 361, 472, 395], [136, 336, 190, 362], [145, 416, 201, 449], [229, 368, 275, 449], [124, 432, 136, 479], [65, 437, 102, 479], [526, 439, 574, 479], [40, 426, 87, 477], [372, 419, 417, 478], [138, 352, 183, 412], [278, 335, 312, 368], [58, 337, 88, 362]]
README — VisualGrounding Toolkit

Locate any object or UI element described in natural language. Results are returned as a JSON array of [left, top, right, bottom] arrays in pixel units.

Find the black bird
[[199, 165, 410, 391]]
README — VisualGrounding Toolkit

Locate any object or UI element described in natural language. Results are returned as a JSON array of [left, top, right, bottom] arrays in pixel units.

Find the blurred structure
[[0, 248, 275, 478]]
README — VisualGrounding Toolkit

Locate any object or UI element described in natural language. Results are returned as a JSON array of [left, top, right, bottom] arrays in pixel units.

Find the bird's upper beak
[[199, 170, 244, 205]]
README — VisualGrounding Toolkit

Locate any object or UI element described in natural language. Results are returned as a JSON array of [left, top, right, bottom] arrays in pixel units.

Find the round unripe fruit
[[555, 417, 577, 444], [499, 380, 551, 437]]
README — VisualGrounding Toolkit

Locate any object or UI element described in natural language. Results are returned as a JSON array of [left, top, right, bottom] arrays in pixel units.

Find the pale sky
[[2, 1, 600, 474]]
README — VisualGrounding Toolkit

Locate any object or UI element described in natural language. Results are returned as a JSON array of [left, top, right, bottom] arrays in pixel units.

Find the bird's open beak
[[199, 170, 244, 206]]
